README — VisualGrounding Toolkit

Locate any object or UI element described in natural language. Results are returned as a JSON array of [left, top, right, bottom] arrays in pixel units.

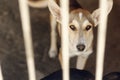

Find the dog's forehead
[[72, 19, 91, 29], [71, 12, 91, 26], [72, 19, 79, 27], [79, 12, 83, 21], [77, 12, 90, 23], [70, 11, 94, 27], [83, 19, 91, 27]]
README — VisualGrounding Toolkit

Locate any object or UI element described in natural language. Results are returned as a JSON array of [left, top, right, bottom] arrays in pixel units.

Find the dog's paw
[[48, 50, 57, 58]]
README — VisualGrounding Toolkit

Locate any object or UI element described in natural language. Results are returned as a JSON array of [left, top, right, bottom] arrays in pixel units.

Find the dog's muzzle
[[76, 44, 85, 51]]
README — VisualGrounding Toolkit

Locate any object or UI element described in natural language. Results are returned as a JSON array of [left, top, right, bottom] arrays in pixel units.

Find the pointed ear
[[48, 0, 61, 22], [91, 0, 113, 26]]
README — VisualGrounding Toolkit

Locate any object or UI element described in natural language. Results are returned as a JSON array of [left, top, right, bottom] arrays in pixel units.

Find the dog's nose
[[76, 44, 85, 51]]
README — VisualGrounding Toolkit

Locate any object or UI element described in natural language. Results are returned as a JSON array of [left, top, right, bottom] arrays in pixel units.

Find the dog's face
[[48, 0, 113, 56], [68, 9, 94, 56]]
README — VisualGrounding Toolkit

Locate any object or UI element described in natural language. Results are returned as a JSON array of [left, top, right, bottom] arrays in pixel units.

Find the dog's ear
[[91, 0, 113, 26], [48, 0, 61, 23]]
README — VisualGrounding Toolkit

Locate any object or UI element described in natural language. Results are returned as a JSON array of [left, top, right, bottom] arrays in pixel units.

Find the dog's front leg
[[58, 48, 63, 68], [58, 51, 63, 68], [76, 55, 88, 70], [49, 14, 57, 58]]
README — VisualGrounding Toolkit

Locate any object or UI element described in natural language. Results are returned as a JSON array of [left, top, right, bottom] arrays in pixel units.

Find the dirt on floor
[[0, 0, 120, 80]]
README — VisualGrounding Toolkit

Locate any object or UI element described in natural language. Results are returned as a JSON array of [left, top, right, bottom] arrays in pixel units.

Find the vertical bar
[[18, 0, 36, 80], [60, 0, 70, 80], [95, 0, 108, 80], [0, 66, 3, 80]]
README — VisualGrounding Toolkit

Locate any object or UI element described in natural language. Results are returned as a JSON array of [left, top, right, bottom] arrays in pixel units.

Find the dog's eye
[[85, 25, 92, 31], [70, 25, 76, 31]]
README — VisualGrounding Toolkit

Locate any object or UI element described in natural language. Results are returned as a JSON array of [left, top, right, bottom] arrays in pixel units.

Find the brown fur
[[28, 0, 113, 69]]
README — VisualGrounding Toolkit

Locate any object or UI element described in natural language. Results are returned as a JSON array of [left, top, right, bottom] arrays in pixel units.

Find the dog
[[28, 0, 113, 69]]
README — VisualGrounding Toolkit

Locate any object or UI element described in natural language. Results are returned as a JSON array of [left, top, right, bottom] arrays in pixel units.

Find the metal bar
[[60, 0, 70, 80], [95, 0, 109, 80], [18, 0, 36, 80], [0, 66, 3, 80]]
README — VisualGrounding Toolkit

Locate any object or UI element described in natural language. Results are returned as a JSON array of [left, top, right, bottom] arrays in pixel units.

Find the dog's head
[[48, 0, 113, 56]]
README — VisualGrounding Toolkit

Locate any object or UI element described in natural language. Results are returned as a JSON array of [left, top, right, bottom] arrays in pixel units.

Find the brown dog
[[28, 0, 113, 69]]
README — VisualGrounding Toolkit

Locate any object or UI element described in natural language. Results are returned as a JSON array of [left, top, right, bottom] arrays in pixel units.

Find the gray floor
[[0, 0, 120, 80]]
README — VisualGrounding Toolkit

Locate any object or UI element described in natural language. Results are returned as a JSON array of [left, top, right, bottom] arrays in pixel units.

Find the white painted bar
[[95, 0, 108, 80], [0, 66, 3, 80], [60, 0, 70, 80], [18, 0, 36, 80]]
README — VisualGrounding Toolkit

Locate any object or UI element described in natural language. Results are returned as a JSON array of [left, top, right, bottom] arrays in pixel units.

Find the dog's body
[[28, 0, 113, 69]]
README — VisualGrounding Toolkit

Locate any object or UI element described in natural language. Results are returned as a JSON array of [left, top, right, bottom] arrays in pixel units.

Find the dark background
[[0, 0, 120, 80]]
